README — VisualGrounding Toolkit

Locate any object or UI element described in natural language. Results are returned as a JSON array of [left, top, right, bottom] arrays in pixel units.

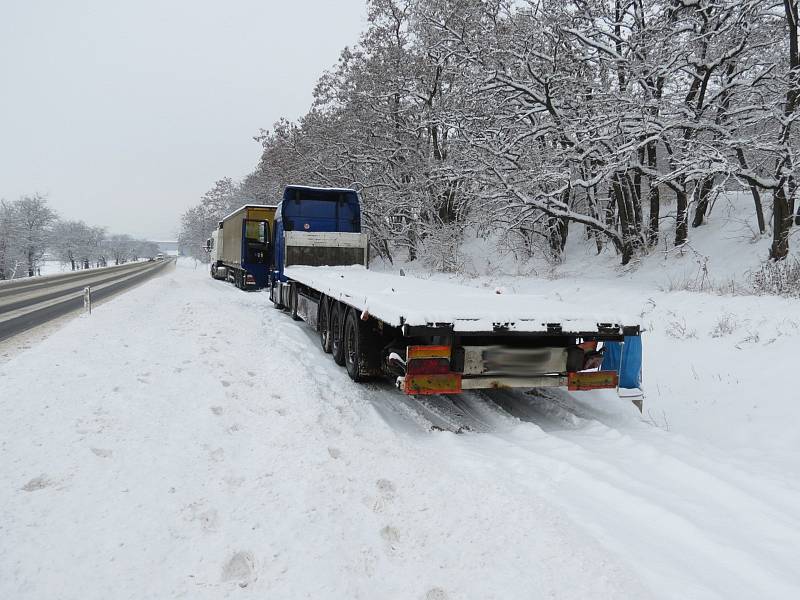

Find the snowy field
[[1, 253, 799, 599]]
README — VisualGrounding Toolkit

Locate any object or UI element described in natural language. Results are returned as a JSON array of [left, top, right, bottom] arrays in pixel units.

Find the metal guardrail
[[0, 259, 174, 342]]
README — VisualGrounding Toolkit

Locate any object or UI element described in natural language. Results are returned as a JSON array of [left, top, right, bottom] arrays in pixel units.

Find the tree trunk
[[771, 0, 799, 258], [735, 148, 766, 233], [633, 149, 644, 230], [691, 177, 715, 227], [612, 172, 636, 265], [772, 184, 791, 259], [646, 142, 660, 246], [675, 188, 688, 246]]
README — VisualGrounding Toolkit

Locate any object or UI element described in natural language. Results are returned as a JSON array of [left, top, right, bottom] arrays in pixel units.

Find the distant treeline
[[180, 0, 800, 269], [0, 194, 159, 279]]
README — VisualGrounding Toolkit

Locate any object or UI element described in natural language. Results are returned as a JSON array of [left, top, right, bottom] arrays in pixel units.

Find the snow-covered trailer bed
[[284, 264, 635, 336]]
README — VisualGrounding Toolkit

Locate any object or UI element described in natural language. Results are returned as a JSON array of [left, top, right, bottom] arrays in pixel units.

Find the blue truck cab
[[271, 185, 362, 283]]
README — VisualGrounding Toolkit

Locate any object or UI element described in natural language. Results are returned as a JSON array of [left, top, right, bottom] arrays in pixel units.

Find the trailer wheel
[[270, 281, 284, 309], [343, 308, 381, 382], [331, 303, 346, 366], [290, 283, 301, 321], [318, 297, 333, 353]]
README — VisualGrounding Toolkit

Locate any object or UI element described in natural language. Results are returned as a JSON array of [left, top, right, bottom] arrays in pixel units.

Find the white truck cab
[[206, 227, 226, 279]]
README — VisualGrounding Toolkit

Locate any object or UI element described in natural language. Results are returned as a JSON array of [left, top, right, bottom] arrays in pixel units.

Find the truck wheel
[[344, 308, 382, 381], [331, 303, 346, 366], [343, 309, 363, 380], [344, 308, 383, 382], [318, 297, 333, 353]]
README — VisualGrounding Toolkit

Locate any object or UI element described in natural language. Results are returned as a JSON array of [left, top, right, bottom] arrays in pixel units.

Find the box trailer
[[207, 204, 277, 289]]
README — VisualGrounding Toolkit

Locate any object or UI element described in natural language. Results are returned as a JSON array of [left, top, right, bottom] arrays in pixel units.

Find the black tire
[[331, 303, 346, 366], [344, 309, 382, 381], [271, 281, 284, 309], [318, 297, 332, 353], [290, 284, 301, 320], [343, 309, 363, 380]]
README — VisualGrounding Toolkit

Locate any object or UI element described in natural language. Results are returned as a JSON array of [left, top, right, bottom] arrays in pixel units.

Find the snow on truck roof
[[284, 185, 358, 193], [284, 265, 636, 333], [218, 204, 278, 224]]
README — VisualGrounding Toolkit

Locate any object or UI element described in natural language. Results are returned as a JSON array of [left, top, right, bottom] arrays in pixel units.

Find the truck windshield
[[245, 220, 267, 243]]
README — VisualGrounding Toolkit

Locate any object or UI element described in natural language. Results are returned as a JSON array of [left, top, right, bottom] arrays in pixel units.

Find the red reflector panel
[[406, 358, 451, 375], [404, 373, 462, 395], [568, 371, 618, 391]]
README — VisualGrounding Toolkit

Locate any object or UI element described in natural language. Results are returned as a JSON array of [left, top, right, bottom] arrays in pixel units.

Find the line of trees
[[0, 194, 159, 280], [181, 0, 800, 270]]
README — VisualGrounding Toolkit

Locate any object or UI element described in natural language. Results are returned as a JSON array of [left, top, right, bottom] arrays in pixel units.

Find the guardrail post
[[83, 286, 92, 315]]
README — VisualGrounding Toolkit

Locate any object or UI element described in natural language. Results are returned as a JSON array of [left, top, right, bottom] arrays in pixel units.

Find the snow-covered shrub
[[710, 314, 737, 338], [417, 224, 465, 273], [750, 259, 800, 298], [665, 318, 697, 339]]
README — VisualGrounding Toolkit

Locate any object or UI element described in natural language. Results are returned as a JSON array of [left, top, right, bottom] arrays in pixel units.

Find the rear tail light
[[407, 345, 451, 360], [245, 274, 256, 285]]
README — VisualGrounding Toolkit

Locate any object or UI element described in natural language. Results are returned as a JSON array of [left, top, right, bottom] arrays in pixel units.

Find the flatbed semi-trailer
[[266, 186, 643, 401]]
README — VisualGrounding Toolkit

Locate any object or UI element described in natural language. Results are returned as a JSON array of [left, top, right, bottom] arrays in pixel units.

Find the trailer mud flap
[[403, 345, 461, 394]]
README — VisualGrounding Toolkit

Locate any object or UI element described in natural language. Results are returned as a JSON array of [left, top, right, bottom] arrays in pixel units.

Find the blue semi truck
[[213, 185, 643, 402], [206, 204, 276, 289]]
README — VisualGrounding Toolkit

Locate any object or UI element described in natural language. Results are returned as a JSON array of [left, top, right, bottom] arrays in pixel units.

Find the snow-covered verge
[[1, 259, 799, 599], [419, 191, 796, 291]]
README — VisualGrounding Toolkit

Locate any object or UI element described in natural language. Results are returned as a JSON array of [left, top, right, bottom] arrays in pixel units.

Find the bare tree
[[0, 200, 23, 279], [15, 194, 57, 276]]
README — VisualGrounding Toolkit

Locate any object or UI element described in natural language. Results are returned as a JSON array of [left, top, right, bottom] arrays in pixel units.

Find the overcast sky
[[0, 0, 366, 240]]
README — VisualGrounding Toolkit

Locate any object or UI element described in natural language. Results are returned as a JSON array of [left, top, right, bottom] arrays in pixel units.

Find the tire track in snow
[[367, 383, 800, 597], [447, 390, 800, 598]]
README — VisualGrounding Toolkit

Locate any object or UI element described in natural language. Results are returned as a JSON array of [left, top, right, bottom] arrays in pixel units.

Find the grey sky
[[0, 0, 366, 240]]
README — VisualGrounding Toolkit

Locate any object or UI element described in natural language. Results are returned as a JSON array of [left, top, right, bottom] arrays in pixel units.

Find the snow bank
[[1, 258, 799, 599]]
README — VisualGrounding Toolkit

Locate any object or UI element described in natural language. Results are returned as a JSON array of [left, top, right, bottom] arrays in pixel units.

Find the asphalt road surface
[[0, 259, 174, 342]]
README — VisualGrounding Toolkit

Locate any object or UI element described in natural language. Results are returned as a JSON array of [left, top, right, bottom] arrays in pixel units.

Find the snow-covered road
[[1, 260, 798, 599]]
